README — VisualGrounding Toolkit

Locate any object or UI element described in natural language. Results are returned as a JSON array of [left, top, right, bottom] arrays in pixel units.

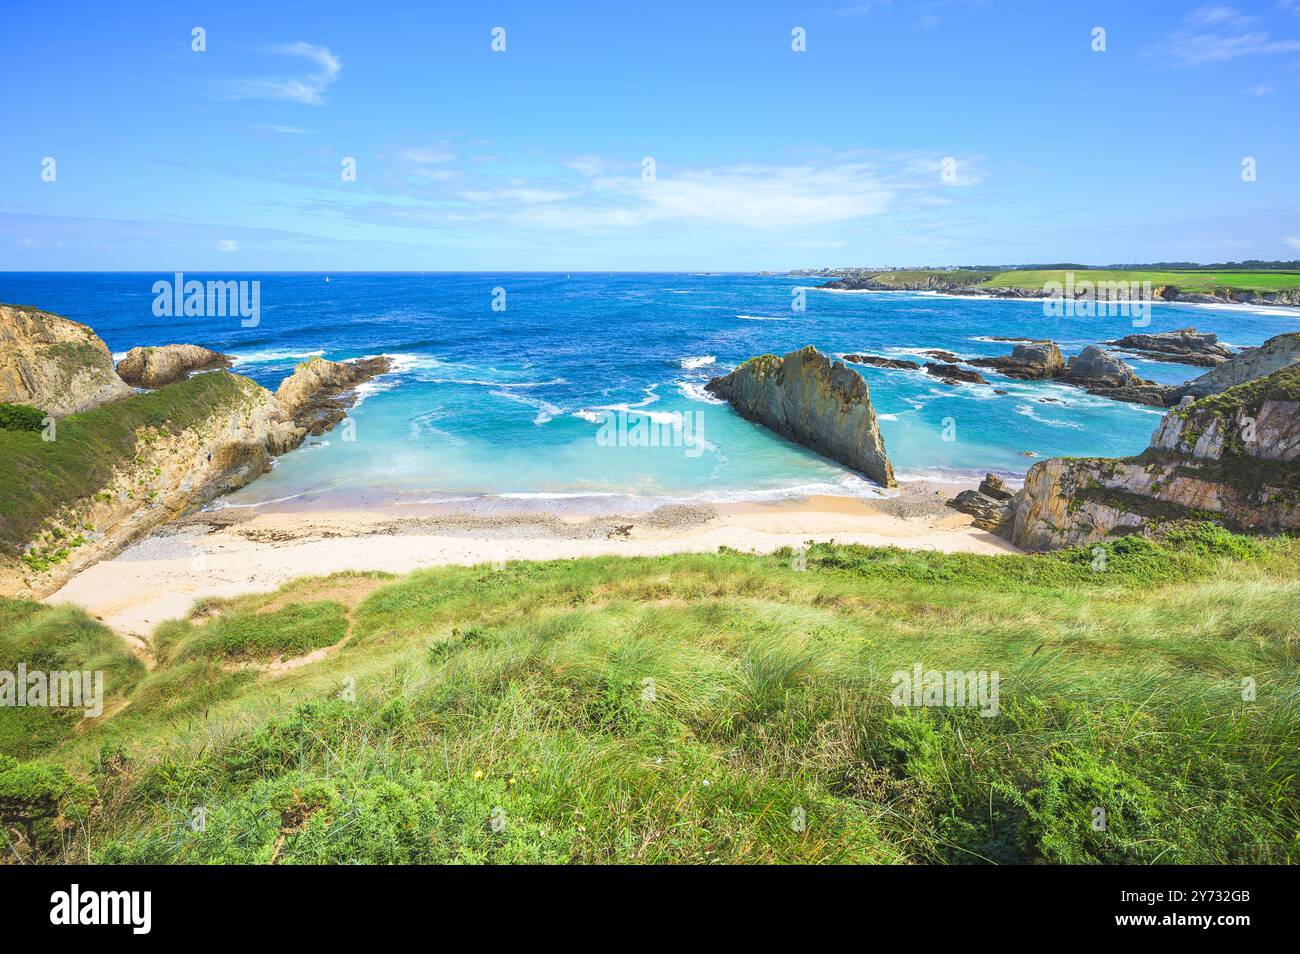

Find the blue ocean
[[3, 272, 1296, 509]]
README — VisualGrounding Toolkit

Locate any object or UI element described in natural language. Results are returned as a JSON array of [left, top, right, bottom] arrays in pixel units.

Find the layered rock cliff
[[1171, 332, 1300, 401], [0, 304, 132, 415], [275, 355, 394, 435], [1009, 365, 1300, 551], [116, 344, 233, 388], [0, 345, 395, 598], [706, 345, 895, 486]]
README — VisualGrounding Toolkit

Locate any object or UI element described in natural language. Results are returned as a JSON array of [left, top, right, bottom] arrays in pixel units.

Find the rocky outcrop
[[706, 345, 895, 486], [970, 342, 1065, 380], [275, 356, 394, 435], [948, 473, 1015, 533], [0, 304, 132, 416], [116, 344, 233, 388], [1, 372, 305, 598], [1171, 332, 1300, 401], [1104, 328, 1234, 367], [1062, 345, 1172, 406], [1009, 365, 1300, 551], [843, 354, 920, 371], [925, 363, 987, 385]]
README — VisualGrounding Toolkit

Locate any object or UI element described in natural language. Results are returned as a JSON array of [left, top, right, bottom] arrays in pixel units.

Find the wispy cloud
[[216, 239, 239, 252], [1245, 82, 1276, 94], [1147, 6, 1300, 65], [1285, 235, 1300, 251], [220, 42, 341, 105]]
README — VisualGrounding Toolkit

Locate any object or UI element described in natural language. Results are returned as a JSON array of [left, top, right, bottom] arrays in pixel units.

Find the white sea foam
[[230, 348, 325, 364], [677, 379, 725, 404], [736, 314, 787, 321], [1013, 403, 1083, 429], [490, 388, 562, 425], [679, 355, 716, 369]]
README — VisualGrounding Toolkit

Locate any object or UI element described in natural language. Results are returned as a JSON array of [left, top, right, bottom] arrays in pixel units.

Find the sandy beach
[[44, 480, 1018, 640]]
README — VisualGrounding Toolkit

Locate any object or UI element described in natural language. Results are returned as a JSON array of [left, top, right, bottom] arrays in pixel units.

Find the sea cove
[[3, 271, 1294, 511]]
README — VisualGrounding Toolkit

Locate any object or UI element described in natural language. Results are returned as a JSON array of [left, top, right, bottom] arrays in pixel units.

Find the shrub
[[0, 403, 46, 432]]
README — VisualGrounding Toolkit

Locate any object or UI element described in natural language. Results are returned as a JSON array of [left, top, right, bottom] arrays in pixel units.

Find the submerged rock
[[925, 362, 987, 385], [116, 344, 233, 388], [1009, 364, 1300, 551], [0, 303, 132, 416], [275, 355, 395, 435], [705, 345, 895, 486], [1105, 328, 1234, 367], [843, 354, 921, 371], [1171, 332, 1300, 401]]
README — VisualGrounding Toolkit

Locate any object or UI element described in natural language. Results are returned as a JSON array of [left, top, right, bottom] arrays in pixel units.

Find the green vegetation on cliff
[[982, 268, 1300, 293], [3, 530, 1296, 864], [0, 371, 256, 557]]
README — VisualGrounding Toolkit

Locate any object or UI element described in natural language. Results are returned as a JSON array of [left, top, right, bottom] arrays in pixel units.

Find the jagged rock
[[948, 489, 1013, 534], [0, 303, 132, 416], [921, 349, 960, 363], [925, 362, 987, 385], [843, 354, 921, 370], [1009, 364, 1300, 551], [275, 356, 394, 436], [970, 342, 1065, 380], [978, 473, 1015, 501], [1064, 346, 1141, 388], [1063, 345, 1173, 406], [705, 345, 895, 486], [1104, 328, 1233, 367], [116, 344, 233, 388], [1171, 332, 1300, 401]]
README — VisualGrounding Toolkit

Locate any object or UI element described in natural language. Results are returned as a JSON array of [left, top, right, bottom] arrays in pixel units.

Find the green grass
[[0, 371, 262, 557], [2, 528, 1297, 864], [981, 269, 1300, 293]]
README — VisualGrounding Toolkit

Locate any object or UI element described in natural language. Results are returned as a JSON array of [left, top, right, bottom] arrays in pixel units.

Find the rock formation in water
[[925, 362, 987, 385], [1061, 345, 1171, 406], [0, 304, 133, 416], [706, 345, 895, 486], [969, 342, 1065, 380], [116, 344, 233, 388], [843, 354, 921, 371], [275, 355, 395, 435], [1008, 364, 1300, 551], [1104, 328, 1234, 367]]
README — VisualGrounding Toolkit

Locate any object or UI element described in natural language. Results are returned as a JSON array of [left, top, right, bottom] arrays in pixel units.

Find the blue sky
[[2, 0, 1298, 270]]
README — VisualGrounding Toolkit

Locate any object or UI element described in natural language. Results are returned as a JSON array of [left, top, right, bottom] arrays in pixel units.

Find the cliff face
[[0, 304, 133, 416], [116, 344, 233, 388], [0, 373, 304, 599], [706, 345, 895, 487], [1010, 365, 1300, 551], [1172, 332, 1300, 401]]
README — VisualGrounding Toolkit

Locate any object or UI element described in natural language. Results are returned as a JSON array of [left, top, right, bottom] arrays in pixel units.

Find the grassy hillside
[[981, 269, 1300, 293], [2, 526, 1296, 864], [0, 371, 259, 559]]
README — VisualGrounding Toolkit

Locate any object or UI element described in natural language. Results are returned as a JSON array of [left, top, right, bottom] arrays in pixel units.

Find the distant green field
[[982, 269, 1300, 293]]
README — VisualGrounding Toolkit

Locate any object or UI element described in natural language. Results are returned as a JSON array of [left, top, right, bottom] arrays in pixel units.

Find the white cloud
[[1245, 82, 1276, 94], [222, 43, 341, 105], [1284, 235, 1300, 251], [1148, 8, 1300, 65], [399, 147, 456, 164], [216, 239, 239, 252]]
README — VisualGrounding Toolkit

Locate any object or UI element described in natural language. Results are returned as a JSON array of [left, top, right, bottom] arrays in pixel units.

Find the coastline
[[44, 481, 1019, 642]]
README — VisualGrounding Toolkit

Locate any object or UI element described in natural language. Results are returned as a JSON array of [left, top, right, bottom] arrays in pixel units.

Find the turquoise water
[[2, 272, 1295, 508]]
